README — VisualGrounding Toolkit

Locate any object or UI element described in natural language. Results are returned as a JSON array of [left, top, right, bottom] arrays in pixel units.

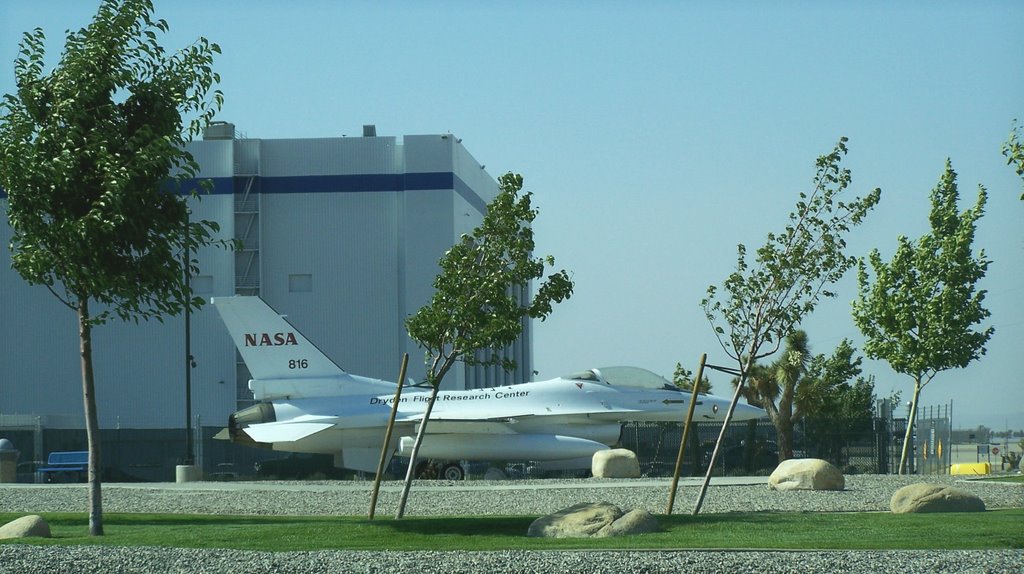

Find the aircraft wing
[[399, 404, 649, 423], [241, 421, 335, 443], [400, 410, 536, 422], [405, 419, 530, 435]]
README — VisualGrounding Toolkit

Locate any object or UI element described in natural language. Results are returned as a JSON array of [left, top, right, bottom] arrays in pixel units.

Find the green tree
[[695, 138, 880, 513], [672, 362, 712, 393], [1003, 120, 1024, 200], [852, 160, 992, 474], [734, 331, 873, 463], [396, 172, 574, 518], [0, 0, 223, 535], [795, 344, 876, 467]]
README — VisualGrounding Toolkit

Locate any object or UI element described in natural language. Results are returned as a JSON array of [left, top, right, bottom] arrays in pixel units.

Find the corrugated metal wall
[[0, 196, 237, 429], [260, 190, 403, 380], [260, 137, 399, 177], [0, 130, 512, 430]]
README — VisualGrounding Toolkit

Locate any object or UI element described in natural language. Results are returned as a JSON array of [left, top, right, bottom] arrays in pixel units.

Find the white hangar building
[[0, 124, 533, 478]]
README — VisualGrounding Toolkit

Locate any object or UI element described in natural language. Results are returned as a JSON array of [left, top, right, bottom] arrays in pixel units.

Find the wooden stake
[[666, 353, 706, 515], [368, 353, 408, 519]]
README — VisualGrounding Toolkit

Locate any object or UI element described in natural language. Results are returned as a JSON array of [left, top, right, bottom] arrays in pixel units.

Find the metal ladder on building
[[233, 139, 261, 407], [233, 175, 261, 296]]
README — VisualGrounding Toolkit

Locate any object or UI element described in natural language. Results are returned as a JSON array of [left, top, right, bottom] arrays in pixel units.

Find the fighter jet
[[214, 296, 765, 479]]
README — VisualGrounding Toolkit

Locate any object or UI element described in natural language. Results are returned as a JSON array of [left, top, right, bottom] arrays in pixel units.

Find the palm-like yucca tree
[[733, 331, 811, 461]]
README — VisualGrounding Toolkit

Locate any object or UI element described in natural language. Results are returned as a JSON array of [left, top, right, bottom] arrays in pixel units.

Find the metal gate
[[915, 403, 952, 475]]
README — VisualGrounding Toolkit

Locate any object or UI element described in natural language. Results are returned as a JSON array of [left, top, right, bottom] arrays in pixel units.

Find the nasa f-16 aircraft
[[214, 296, 765, 479]]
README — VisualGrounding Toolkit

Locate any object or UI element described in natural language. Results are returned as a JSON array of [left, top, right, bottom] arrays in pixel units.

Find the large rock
[[592, 448, 641, 478], [528, 502, 622, 538], [0, 515, 51, 539], [769, 458, 845, 491], [890, 483, 986, 514], [528, 501, 660, 538], [0, 438, 18, 484], [595, 508, 661, 538]]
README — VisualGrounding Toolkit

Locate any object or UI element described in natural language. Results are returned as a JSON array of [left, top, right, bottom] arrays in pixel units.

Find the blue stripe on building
[[193, 172, 488, 213], [2, 171, 488, 212]]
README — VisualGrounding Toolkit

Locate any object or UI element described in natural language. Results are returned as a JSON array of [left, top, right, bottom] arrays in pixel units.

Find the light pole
[[175, 208, 200, 483], [184, 209, 194, 466]]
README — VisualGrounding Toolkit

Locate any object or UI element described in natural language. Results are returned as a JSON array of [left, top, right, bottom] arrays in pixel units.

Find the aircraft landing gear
[[414, 461, 439, 479], [440, 463, 465, 481], [414, 460, 465, 480]]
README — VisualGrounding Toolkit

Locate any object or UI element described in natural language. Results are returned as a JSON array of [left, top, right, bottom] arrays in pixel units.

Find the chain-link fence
[[1, 402, 951, 482], [616, 402, 950, 478]]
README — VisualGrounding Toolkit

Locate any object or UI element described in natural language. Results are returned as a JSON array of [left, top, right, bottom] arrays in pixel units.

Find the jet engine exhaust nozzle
[[228, 402, 276, 446]]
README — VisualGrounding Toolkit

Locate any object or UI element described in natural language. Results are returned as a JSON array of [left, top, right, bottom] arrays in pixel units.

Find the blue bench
[[37, 451, 89, 482]]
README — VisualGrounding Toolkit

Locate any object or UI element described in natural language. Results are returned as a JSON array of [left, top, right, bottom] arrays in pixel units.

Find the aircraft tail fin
[[212, 296, 346, 381]]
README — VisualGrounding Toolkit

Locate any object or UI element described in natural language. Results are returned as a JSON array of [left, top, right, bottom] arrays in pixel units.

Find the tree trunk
[[689, 423, 701, 472], [395, 384, 440, 519], [757, 384, 794, 463], [898, 379, 922, 475], [78, 297, 104, 536], [743, 420, 757, 471], [776, 417, 794, 462]]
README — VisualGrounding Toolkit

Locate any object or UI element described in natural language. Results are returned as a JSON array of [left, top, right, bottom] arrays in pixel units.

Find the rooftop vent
[[203, 121, 236, 140], [363, 124, 377, 137]]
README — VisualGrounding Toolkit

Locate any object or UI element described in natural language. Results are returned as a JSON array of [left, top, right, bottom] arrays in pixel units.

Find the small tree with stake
[[852, 160, 992, 475], [0, 0, 224, 535], [395, 172, 573, 518], [693, 138, 879, 514]]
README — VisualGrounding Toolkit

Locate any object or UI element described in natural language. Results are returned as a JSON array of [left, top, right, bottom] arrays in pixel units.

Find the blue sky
[[2, 1, 1022, 430]]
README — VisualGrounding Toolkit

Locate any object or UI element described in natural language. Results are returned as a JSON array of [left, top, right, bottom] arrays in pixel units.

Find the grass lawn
[[978, 475, 1024, 484], [2, 510, 1022, 551]]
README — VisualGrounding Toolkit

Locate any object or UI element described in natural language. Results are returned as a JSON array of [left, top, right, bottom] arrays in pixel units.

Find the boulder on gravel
[[0, 515, 50, 539], [769, 458, 845, 491], [770, 458, 843, 491], [890, 483, 986, 513], [591, 448, 641, 478], [528, 501, 660, 538]]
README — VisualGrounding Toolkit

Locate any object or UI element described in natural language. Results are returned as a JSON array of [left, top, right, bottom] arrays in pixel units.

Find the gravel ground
[[1, 474, 1021, 573], [2, 547, 1023, 574]]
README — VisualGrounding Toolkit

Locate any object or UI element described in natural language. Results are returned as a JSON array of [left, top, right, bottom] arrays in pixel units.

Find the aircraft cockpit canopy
[[565, 366, 679, 391], [565, 369, 604, 383]]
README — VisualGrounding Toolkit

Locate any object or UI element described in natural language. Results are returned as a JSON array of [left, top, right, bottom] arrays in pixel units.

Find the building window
[[289, 274, 313, 292]]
